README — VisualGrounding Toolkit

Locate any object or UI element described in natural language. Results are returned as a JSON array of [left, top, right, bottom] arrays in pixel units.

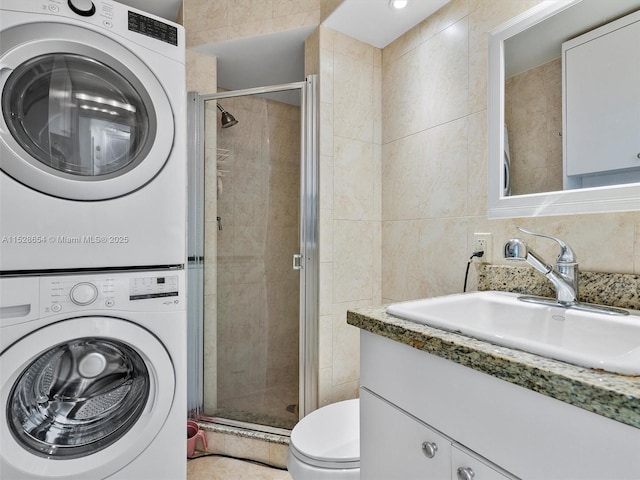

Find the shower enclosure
[[187, 76, 318, 433]]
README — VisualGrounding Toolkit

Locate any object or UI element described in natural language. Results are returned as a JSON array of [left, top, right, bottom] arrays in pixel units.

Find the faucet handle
[[516, 227, 577, 263]]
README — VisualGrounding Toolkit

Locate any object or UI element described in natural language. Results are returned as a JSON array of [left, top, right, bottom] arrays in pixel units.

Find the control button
[[68, 0, 96, 16], [51, 303, 62, 312], [103, 20, 113, 28], [48, 4, 59, 12], [70, 282, 99, 306], [105, 298, 115, 307]]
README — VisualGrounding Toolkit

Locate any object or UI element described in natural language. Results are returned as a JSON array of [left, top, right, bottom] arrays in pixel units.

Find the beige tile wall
[[313, 27, 382, 406], [505, 58, 563, 195], [381, 0, 640, 306], [182, 0, 322, 47]]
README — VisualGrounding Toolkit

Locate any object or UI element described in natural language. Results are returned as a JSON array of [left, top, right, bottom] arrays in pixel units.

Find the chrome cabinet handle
[[457, 467, 475, 480], [421, 441, 438, 458]]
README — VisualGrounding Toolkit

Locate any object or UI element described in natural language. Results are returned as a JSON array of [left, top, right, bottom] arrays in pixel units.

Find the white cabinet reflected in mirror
[[488, 0, 640, 218]]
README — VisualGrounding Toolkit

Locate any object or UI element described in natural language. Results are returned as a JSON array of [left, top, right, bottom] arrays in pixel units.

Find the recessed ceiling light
[[389, 0, 409, 10]]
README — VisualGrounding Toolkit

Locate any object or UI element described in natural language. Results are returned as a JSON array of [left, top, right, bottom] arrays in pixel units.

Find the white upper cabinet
[[563, 10, 640, 187]]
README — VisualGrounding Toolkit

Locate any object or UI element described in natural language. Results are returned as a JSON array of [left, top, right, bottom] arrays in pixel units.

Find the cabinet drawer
[[361, 389, 451, 479], [452, 445, 511, 480]]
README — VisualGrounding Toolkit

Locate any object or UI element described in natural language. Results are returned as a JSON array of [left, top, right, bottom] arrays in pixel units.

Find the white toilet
[[287, 399, 360, 479]]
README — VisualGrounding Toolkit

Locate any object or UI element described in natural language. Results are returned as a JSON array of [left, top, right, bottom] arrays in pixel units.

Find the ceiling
[[194, 27, 313, 104], [117, 0, 451, 100], [323, 0, 450, 48]]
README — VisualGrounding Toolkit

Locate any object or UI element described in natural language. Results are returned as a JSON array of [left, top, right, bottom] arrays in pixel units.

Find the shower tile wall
[[211, 94, 301, 427], [203, 100, 219, 413]]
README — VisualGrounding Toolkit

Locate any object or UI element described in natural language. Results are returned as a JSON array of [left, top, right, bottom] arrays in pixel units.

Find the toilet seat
[[289, 399, 359, 470]]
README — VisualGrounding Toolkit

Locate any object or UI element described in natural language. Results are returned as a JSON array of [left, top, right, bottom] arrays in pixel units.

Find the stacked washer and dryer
[[0, 1, 187, 478]]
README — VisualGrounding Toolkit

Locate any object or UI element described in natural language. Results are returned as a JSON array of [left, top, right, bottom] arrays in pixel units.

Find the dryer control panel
[[1, 0, 184, 57]]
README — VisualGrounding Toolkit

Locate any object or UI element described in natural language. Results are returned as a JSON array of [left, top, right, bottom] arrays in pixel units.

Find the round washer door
[[0, 22, 175, 200], [0, 317, 175, 480]]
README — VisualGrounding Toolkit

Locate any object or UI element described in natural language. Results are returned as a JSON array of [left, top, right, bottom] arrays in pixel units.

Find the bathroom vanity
[[348, 305, 640, 479]]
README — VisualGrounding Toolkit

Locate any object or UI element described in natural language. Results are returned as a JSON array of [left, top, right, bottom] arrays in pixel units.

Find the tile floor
[[187, 455, 293, 480]]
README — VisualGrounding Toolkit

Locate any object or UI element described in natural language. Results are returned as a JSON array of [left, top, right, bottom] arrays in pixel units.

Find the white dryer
[[0, 269, 186, 479], [0, 0, 186, 273]]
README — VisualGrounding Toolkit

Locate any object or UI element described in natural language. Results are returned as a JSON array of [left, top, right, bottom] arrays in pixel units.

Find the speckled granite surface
[[197, 422, 289, 445], [347, 305, 640, 430], [477, 264, 640, 310]]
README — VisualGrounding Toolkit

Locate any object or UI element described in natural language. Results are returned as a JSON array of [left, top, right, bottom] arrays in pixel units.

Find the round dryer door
[[0, 22, 175, 200], [0, 317, 175, 480]]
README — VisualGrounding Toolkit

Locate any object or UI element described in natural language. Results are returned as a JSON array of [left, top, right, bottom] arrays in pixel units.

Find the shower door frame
[[187, 75, 319, 435]]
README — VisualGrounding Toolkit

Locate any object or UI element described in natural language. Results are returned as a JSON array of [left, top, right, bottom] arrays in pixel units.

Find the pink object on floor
[[187, 421, 208, 458]]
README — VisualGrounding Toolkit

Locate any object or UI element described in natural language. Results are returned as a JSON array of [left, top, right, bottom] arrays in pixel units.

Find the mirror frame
[[487, 0, 640, 218]]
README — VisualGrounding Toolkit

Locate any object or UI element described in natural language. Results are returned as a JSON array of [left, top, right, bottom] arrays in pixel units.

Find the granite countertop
[[347, 304, 640, 430]]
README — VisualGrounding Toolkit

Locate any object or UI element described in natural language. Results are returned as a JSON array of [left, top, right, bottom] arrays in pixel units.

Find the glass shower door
[[208, 91, 301, 430], [188, 77, 318, 433], [186, 78, 319, 433]]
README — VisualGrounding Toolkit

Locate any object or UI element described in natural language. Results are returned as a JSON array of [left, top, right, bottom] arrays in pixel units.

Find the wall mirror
[[488, 0, 640, 218]]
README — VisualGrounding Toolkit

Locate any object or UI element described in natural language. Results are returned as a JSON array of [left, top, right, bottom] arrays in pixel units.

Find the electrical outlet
[[473, 233, 492, 263]]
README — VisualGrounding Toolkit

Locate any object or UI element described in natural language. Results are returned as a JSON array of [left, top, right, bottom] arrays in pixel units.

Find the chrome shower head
[[217, 103, 238, 128]]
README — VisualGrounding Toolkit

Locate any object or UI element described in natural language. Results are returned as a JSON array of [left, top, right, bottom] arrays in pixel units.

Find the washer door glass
[[0, 22, 176, 200], [7, 338, 149, 459], [2, 53, 150, 178]]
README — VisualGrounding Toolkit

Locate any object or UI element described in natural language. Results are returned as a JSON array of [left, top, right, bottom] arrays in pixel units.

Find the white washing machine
[[0, 269, 186, 479], [0, 0, 186, 273]]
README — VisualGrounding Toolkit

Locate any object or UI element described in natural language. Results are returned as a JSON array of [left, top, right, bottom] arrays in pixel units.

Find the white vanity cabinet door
[[360, 330, 640, 479], [452, 445, 511, 480], [563, 11, 640, 178], [360, 389, 452, 479]]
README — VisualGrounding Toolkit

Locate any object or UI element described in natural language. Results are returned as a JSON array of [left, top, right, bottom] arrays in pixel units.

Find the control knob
[[68, 0, 96, 16], [70, 282, 99, 306]]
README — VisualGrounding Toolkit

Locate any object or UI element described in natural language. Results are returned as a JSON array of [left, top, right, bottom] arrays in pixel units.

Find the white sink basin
[[386, 291, 640, 375]]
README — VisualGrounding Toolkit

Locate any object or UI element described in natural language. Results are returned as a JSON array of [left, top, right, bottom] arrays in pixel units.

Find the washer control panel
[[41, 270, 184, 315], [130, 276, 179, 300]]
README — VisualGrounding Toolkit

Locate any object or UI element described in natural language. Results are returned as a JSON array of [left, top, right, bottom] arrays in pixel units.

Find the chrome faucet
[[503, 227, 628, 316], [504, 227, 578, 304]]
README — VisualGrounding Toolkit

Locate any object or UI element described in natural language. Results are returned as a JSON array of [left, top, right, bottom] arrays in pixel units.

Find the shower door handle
[[293, 254, 303, 270]]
